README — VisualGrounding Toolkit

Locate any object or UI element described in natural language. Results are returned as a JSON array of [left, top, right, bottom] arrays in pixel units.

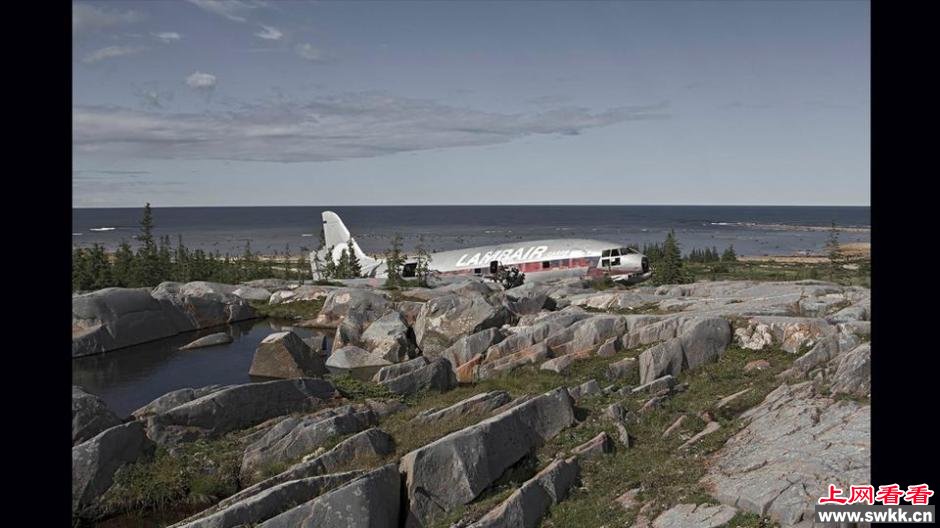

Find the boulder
[[567, 379, 602, 401], [607, 357, 637, 381], [359, 311, 417, 363], [250, 331, 327, 379], [631, 375, 676, 394], [302, 335, 327, 352], [72, 386, 122, 445], [701, 382, 869, 526], [206, 429, 394, 517], [477, 342, 551, 381], [637, 339, 685, 386], [372, 356, 429, 383], [325, 346, 392, 381], [469, 457, 580, 528], [179, 332, 233, 350], [413, 391, 512, 424], [232, 285, 273, 302], [72, 287, 181, 357], [240, 404, 379, 482], [572, 432, 614, 458], [152, 281, 258, 329], [830, 343, 870, 398], [441, 328, 506, 371], [733, 316, 835, 354], [311, 288, 389, 327], [144, 378, 338, 446], [131, 385, 225, 420], [258, 464, 401, 528], [678, 318, 731, 370], [172, 471, 362, 528], [72, 421, 154, 516], [380, 356, 457, 396], [394, 300, 425, 327], [399, 387, 576, 527], [540, 354, 576, 375], [413, 293, 513, 355], [596, 336, 621, 357], [678, 421, 721, 450], [652, 503, 737, 528]]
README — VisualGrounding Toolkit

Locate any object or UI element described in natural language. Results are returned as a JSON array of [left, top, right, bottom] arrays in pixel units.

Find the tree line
[[72, 204, 309, 292]]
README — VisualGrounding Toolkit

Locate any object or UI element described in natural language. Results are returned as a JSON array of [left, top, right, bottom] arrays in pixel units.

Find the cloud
[[186, 0, 265, 22], [186, 71, 217, 90], [294, 43, 328, 62], [153, 32, 182, 43], [132, 84, 175, 109], [73, 170, 152, 177], [73, 3, 146, 36], [255, 24, 283, 40], [81, 46, 147, 64], [73, 93, 668, 163]]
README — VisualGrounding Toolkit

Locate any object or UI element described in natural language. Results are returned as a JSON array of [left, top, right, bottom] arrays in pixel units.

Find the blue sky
[[72, 0, 870, 207]]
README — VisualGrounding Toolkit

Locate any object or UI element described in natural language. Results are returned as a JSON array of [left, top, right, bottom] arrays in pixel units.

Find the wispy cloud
[[73, 3, 146, 36], [294, 43, 329, 62], [255, 24, 283, 40], [73, 93, 669, 163], [81, 46, 147, 64], [153, 32, 182, 43], [185, 0, 265, 22], [186, 71, 217, 90]]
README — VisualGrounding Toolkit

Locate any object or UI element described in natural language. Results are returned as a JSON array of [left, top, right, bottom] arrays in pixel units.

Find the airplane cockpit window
[[402, 263, 417, 278], [621, 247, 638, 254], [601, 249, 611, 258]]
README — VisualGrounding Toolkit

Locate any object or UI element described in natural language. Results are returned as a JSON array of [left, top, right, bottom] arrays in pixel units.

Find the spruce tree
[[112, 241, 135, 287], [415, 235, 432, 287], [383, 234, 405, 289], [135, 203, 160, 286], [72, 247, 90, 291], [721, 245, 737, 262], [88, 244, 113, 290], [652, 230, 687, 286], [346, 239, 362, 278], [336, 248, 351, 279]]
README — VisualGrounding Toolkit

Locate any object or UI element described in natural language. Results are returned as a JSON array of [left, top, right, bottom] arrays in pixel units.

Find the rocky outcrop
[[325, 345, 392, 380], [413, 293, 513, 355], [399, 387, 576, 527], [359, 311, 417, 363], [72, 287, 182, 357], [231, 285, 273, 302], [179, 332, 233, 350], [651, 503, 738, 528], [441, 328, 505, 372], [73, 386, 122, 445], [311, 288, 390, 327], [144, 378, 338, 446], [258, 464, 401, 528], [830, 342, 870, 398], [72, 421, 154, 516], [469, 457, 580, 528], [701, 382, 869, 527], [198, 428, 395, 522], [174, 471, 362, 528], [240, 404, 379, 482], [638, 318, 731, 385], [131, 385, 225, 419], [733, 316, 835, 354], [413, 391, 511, 424], [72, 282, 259, 358], [379, 356, 457, 396], [250, 331, 327, 379], [372, 356, 429, 383]]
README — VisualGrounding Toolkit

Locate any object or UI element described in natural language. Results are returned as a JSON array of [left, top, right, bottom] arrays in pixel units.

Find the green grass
[[99, 435, 245, 519], [248, 298, 326, 320]]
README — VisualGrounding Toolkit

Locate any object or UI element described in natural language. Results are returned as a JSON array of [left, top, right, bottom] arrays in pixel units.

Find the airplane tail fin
[[315, 211, 380, 277]]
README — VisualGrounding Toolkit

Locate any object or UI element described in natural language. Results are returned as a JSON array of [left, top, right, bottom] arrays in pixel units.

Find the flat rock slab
[[72, 421, 155, 516], [400, 387, 576, 527], [325, 345, 392, 381], [652, 503, 738, 528], [413, 391, 511, 425], [572, 432, 615, 458], [179, 332, 233, 350], [701, 382, 870, 527], [469, 457, 580, 528], [258, 464, 401, 528], [379, 356, 456, 396], [144, 378, 338, 447]]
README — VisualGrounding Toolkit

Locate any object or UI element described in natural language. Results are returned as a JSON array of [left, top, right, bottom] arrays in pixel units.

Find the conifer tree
[[384, 234, 405, 288], [87, 244, 113, 290], [415, 235, 432, 287], [825, 222, 843, 279], [652, 230, 688, 286], [346, 239, 362, 278], [112, 241, 135, 287], [721, 244, 737, 262], [336, 248, 351, 279]]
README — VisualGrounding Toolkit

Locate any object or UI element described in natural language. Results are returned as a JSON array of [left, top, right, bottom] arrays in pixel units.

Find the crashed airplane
[[310, 211, 652, 287]]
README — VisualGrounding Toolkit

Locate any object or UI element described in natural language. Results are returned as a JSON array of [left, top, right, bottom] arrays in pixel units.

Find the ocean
[[71, 205, 870, 257]]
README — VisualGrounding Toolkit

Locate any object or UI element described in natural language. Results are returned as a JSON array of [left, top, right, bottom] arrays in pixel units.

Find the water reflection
[[72, 319, 332, 417]]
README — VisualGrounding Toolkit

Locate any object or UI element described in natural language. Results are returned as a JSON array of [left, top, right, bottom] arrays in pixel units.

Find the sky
[[72, 0, 870, 207]]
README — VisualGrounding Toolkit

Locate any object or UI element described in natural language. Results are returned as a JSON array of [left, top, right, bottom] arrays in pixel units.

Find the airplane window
[[402, 263, 417, 277], [611, 257, 621, 266], [474, 268, 482, 275], [621, 247, 637, 254], [601, 249, 611, 257], [542, 261, 551, 269]]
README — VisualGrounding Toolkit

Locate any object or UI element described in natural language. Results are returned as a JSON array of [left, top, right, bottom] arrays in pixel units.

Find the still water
[[72, 319, 332, 417]]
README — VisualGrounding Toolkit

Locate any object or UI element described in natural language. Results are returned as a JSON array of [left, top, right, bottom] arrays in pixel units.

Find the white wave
[[72, 233, 83, 236], [301, 233, 314, 237], [89, 227, 116, 232]]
